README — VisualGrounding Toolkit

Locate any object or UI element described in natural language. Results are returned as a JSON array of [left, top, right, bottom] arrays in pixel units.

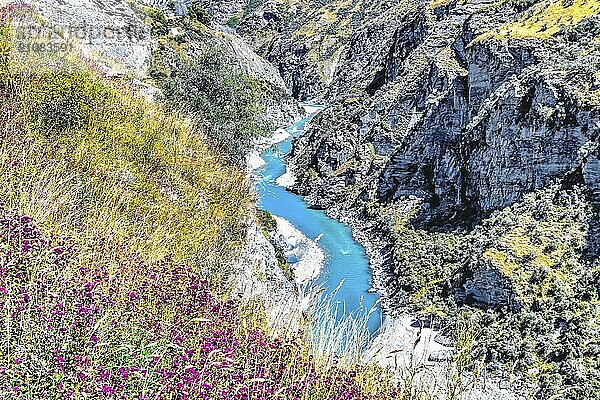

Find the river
[[254, 105, 382, 335]]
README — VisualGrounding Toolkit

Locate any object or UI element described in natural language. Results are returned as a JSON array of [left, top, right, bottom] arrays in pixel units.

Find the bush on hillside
[[188, 4, 211, 25], [150, 45, 270, 166]]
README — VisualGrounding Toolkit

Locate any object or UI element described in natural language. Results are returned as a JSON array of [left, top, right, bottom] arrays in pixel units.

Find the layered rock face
[[265, 0, 425, 100], [288, 0, 600, 231]]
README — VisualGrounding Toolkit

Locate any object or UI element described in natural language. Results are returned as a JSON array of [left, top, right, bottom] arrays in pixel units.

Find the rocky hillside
[[286, 0, 599, 227], [235, 0, 600, 397], [241, 0, 421, 99]]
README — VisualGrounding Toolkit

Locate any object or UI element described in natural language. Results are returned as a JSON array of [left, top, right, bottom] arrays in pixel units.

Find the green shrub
[[150, 44, 270, 166], [27, 70, 114, 133], [188, 3, 211, 25]]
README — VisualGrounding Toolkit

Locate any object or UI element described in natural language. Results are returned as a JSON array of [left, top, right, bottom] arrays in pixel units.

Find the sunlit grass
[[475, 0, 600, 42], [0, 39, 251, 274]]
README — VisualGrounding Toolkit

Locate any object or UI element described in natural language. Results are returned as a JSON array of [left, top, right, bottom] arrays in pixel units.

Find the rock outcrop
[[265, 0, 426, 100], [33, 0, 153, 74], [289, 0, 600, 231], [233, 218, 310, 335]]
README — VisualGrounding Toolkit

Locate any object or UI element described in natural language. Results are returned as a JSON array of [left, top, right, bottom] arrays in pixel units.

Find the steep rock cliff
[[276, 0, 600, 396], [290, 0, 600, 231], [253, 0, 426, 99]]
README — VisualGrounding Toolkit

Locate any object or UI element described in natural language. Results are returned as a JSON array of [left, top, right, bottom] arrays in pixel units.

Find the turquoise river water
[[255, 107, 382, 334]]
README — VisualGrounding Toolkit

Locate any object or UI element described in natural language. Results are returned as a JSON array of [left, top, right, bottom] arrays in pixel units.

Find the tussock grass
[[0, 27, 252, 273], [1, 210, 406, 398], [306, 283, 376, 368]]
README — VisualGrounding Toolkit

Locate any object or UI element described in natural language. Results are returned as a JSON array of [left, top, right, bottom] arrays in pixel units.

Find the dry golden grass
[[475, 0, 600, 42], [0, 27, 252, 276]]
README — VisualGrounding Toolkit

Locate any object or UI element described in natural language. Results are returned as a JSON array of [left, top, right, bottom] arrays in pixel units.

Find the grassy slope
[[1, 43, 251, 271]]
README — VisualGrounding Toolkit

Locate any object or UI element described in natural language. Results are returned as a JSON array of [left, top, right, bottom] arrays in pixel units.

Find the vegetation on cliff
[[386, 186, 600, 397], [0, 35, 251, 270], [142, 6, 272, 166]]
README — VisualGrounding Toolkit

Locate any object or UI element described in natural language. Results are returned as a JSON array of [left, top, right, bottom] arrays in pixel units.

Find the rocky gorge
[[9, 0, 600, 398], [124, 0, 600, 396], [229, 0, 600, 397]]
